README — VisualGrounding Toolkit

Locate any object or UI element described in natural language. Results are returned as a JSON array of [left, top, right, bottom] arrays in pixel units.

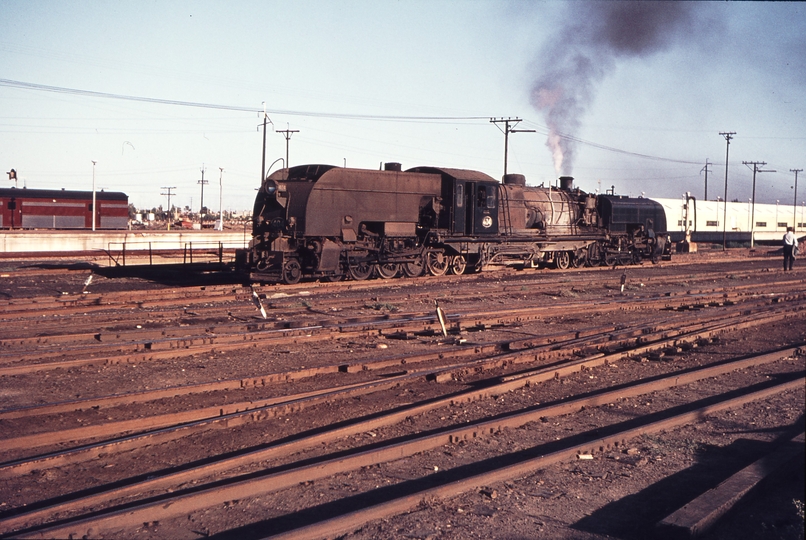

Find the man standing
[[783, 227, 797, 271]]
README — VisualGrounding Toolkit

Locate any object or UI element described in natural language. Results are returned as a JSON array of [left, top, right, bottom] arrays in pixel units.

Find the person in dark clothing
[[783, 227, 796, 271]]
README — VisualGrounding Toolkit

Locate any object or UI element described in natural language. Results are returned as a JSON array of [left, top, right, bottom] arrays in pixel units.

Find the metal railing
[[105, 239, 246, 267]]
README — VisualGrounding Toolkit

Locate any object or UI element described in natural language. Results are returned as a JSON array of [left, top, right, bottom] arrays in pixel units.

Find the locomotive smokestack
[[384, 162, 402, 172], [559, 176, 574, 190]]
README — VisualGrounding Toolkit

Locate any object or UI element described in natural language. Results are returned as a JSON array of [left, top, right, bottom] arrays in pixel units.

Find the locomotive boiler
[[241, 163, 671, 284]]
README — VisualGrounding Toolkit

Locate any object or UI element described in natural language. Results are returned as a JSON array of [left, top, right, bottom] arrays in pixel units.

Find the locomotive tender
[[242, 163, 671, 284]]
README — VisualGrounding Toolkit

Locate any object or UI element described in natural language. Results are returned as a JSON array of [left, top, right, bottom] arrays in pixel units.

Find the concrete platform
[[0, 229, 250, 264]]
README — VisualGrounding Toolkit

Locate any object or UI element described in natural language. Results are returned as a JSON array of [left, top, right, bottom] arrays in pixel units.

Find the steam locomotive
[[241, 163, 671, 284]]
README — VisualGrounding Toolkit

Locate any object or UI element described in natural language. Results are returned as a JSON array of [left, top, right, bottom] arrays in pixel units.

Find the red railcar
[[0, 187, 129, 229]]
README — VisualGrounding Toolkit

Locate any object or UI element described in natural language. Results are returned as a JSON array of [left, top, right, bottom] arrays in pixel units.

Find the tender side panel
[[304, 168, 441, 238]]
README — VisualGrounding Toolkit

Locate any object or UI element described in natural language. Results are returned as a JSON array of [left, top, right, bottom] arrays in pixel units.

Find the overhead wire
[[1, 77, 729, 168]]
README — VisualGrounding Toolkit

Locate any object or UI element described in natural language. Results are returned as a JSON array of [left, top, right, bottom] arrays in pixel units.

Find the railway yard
[[0, 250, 803, 540]]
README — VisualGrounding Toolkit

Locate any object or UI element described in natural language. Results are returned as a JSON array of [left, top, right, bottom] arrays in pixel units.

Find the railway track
[[0, 257, 803, 539], [2, 347, 801, 538], [2, 297, 801, 473], [1, 272, 803, 376]]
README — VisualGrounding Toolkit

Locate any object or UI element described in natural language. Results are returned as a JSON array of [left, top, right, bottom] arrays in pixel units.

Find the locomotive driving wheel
[[425, 251, 448, 276], [282, 260, 302, 285], [448, 255, 467, 275], [402, 256, 424, 278], [376, 263, 400, 279], [348, 260, 373, 280], [586, 243, 604, 267]]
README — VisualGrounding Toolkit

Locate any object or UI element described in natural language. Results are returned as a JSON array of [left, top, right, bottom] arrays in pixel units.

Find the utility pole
[[278, 126, 299, 171], [742, 161, 775, 248], [91, 160, 97, 231], [490, 117, 535, 177], [719, 132, 736, 251], [198, 164, 208, 220], [791, 169, 802, 232], [161, 186, 177, 230], [259, 102, 273, 182], [217, 167, 224, 231], [700, 159, 712, 201]]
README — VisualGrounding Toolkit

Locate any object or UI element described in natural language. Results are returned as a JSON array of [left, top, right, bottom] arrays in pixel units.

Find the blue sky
[[1, 1, 804, 212]]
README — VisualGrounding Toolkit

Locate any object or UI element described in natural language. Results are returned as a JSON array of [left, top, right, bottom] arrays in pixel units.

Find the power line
[[0, 78, 490, 122]]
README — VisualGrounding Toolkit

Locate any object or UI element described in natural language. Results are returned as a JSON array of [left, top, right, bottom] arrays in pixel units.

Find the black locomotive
[[241, 163, 671, 284]]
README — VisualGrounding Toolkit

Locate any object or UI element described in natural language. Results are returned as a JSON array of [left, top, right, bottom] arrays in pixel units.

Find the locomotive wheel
[[586, 243, 603, 267], [555, 251, 570, 270], [376, 263, 400, 279], [605, 251, 618, 267], [324, 273, 344, 282], [282, 260, 302, 285], [402, 257, 424, 278], [348, 261, 373, 281], [448, 255, 467, 275], [425, 251, 448, 276]]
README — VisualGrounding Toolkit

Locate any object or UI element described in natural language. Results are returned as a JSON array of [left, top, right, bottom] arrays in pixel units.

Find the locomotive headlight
[[265, 180, 278, 196], [482, 216, 493, 228]]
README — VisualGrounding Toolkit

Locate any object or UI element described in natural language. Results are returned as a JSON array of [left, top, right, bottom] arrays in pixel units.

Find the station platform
[[0, 229, 250, 265]]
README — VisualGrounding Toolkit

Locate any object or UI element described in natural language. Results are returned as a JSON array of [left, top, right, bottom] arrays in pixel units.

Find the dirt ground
[[0, 252, 804, 540]]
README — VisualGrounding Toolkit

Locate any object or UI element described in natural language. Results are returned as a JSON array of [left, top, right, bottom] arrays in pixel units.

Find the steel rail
[[0, 298, 802, 470], [261, 377, 804, 540], [1, 287, 803, 377], [1, 300, 796, 455], [0, 265, 798, 323], [10, 355, 802, 538]]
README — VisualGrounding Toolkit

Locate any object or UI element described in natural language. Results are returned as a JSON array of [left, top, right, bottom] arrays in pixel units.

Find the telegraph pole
[[259, 102, 274, 182], [791, 169, 802, 232], [490, 117, 535, 177], [278, 126, 299, 170], [742, 161, 775, 248], [198, 164, 208, 219], [701, 159, 712, 201], [161, 186, 177, 230], [217, 167, 224, 231], [91, 160, 97, 231], [719, 132, 736, 251]]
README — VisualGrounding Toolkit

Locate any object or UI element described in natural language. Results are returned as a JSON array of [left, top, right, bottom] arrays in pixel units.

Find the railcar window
[[477, 187, 486, 208], [707, 220, 718, 227], [456, 184, 464, 208], [778, 222, 789, 228], [755, 222, 767, 228], [487, 191, 496, 209]]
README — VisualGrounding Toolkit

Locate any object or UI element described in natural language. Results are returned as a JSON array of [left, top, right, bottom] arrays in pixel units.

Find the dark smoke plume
[[531, 2, 697, 175]]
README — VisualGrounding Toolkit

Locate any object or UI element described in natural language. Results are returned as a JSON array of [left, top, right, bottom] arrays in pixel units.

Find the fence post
[[149, 242, 153, 265], [122, 243, 126, 266], [219, 242, 223, 264]]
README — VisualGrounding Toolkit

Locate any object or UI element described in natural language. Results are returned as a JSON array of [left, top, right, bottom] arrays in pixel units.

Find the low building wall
[[0, 229, 250, 256]]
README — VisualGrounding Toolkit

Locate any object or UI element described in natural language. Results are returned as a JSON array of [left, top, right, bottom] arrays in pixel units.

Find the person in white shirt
[[783, 227, 796, 271]]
